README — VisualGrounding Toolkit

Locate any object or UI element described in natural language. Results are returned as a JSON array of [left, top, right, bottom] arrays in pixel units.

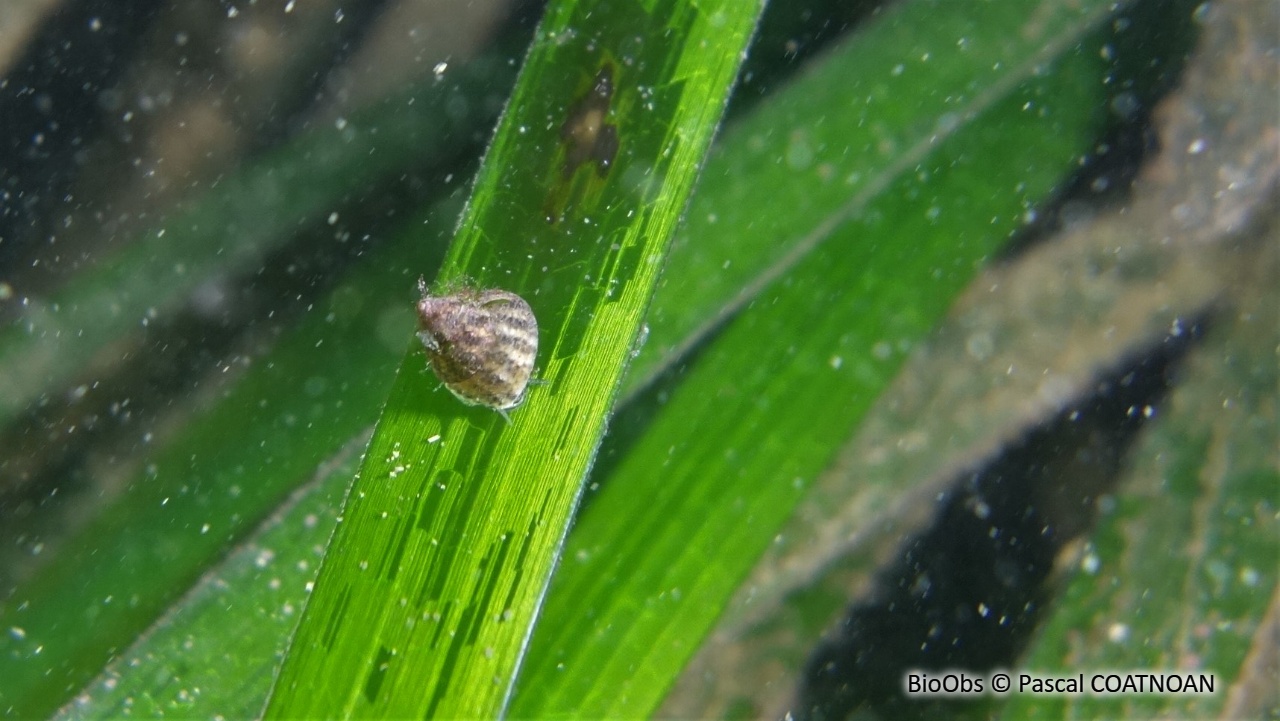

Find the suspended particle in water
[[415, 278, 538, 423]]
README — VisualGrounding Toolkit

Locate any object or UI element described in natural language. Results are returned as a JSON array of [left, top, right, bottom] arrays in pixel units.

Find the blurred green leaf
[[511, 0, 1116, 716], [623, 0, 1102, 398], [0, 196, 460, 720], [53, 437, 364, 720], [0, 57, 515, 430], [999, 294, 1279, 719]]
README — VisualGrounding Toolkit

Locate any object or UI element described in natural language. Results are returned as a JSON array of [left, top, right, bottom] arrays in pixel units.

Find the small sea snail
[[415, 278, 538, 423]]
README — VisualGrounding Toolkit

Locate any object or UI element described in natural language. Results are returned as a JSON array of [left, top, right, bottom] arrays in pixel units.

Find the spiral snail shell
[[415, 278, 538, 423]]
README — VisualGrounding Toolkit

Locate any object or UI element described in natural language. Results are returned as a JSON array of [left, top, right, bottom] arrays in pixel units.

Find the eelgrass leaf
[[53, 435, 367, 720], [0, 55, 514, 431], [261, 0, 764, 717], [510, 0, 1118, 715], [0, 38, 522, 721], [998, 302, 1279, 719], [0, 197, 461, 720]]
